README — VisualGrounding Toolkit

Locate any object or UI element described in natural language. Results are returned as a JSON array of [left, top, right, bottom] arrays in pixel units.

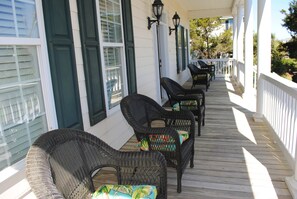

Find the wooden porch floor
[[96, 77, 293, 199]]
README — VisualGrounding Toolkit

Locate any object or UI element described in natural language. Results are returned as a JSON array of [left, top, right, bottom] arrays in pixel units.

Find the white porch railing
[[190, 58, 233, 78], [260, 73, 297, 167]]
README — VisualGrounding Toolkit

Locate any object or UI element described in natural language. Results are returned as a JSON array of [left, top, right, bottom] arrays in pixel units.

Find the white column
[[232, 14, 238, 79], [243, 0, 254, 100], [237, 4, 244, 84], [254, 0, 271, 120]]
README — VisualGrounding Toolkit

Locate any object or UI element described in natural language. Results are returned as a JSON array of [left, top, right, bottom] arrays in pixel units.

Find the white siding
[[68, 0, 191, 150], [1, 0, 192, 198], [132, 0, 191, 103], [69, 0, 133, 150]]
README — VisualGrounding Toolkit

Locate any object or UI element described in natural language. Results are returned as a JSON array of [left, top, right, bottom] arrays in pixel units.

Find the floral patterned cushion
[[172, 100, 199, 111], [139, 130, 189, 151], [92, 185, 157, 199]]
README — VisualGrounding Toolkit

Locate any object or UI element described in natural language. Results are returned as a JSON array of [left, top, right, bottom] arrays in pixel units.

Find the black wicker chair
[[161, 77, 205, 136], [120, 94, 195, 193], [198, 60, 216, 80], [26, 129, 167, 199], [188, 63, 211, 91]]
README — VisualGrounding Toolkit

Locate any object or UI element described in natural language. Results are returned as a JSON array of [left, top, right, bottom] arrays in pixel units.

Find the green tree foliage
[[253, 33, 296, 76], [190, 17, 232, 59], [216, 28, 233, 56], [281, 0, 297, 59], [281, 0, 297, 37]]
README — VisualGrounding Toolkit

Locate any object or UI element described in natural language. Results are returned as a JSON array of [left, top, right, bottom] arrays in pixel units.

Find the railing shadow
[[163, 77, 293, 198]]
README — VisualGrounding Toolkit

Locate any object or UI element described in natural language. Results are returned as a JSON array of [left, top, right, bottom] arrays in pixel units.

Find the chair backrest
[[120, 94, 164, 128], [187, 63, 200, 75], [198, 60, 208, 68], [26, 129, 119, 198], [161, 77, 185, 106]]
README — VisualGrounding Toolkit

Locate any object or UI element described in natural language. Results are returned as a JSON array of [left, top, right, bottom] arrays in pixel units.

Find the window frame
[[96, 0, 128, 115], [0, 0, 57, 191]]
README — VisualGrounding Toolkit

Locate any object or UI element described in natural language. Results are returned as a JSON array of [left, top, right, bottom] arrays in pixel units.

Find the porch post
[[232, 13, 238, 79], [243, 0, 254, 100], [236, 4, 244, 84], [254, 0, 271, 121]]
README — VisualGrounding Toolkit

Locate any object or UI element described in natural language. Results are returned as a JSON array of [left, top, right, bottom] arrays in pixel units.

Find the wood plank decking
[[95, 77, 293, 199]]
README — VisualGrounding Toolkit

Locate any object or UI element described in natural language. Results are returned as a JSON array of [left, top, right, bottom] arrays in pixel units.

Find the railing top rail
[[190, 58, 233, 62], [261, 72, 297, 99]]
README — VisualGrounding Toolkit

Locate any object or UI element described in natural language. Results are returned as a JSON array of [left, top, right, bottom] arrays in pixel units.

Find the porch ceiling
[[177, 0, 236, 19]]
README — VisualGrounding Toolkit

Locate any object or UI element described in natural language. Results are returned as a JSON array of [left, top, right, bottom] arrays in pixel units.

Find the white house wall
[[165, 0, 191, 84], [0, 1, 191, 197], [133, 0, 191, 100], [68, 0, 191, 150]]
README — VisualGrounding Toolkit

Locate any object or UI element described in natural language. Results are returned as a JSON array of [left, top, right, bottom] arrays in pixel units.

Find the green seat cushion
[[172, 100, 200, 111], [139, 130, 189, 151], [92, 185, 157, 199]]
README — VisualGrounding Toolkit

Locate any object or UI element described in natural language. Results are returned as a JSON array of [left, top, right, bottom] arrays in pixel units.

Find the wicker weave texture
[[161, 77, 205, 136], [198, 60, 216, 80], [26, 129, 167, 199], [188, 63, 211, 91], [120, 94, 195, 193]]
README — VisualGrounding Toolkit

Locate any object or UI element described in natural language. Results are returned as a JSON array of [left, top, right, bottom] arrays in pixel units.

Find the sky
[[253, 0, 291, 40], [271, 0, 291, 40]]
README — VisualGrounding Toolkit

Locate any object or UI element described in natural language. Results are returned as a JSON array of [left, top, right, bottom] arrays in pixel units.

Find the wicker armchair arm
[[118, 151, 166, 167], [135, 126, 184, 145], [172, 94, 202, 103], [26, 145, 65, 199], [183, 88, 205, 96], [160, 108, 195, 123], [157, 111, 195, 140], [117, 151, 167, 198], [193, 70, 209, 75]]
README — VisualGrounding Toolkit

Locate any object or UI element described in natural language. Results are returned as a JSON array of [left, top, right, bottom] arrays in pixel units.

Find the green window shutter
[[77, 0, 106, 125], [176, 26, 181, 73], [122, 0, 137, 94], [181, 26, 186, 71], [186, 29, 189, 67], [42, 0, 83, 129]]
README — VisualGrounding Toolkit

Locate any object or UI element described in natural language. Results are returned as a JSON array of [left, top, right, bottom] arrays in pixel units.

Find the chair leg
[[201, 111, 205, 126], [198, 116, 201, 136], [177, 170, 182, 193], [202, 111, 205, 126], [190, 148, 194, 168]]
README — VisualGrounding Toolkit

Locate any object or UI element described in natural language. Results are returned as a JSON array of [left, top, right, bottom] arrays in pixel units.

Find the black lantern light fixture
[[147, 0, 164, 30], [169, 12, 180, 35]]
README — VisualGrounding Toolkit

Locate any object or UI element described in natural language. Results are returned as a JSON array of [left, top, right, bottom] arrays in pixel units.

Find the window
[[0, 0, 49, 172], [77, 0, 135, 124], [99, 0, 126, 110], [0, 0, 39, 38]]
